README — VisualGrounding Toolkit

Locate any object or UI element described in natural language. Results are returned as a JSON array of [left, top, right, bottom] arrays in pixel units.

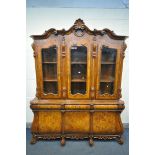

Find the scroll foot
[[60, 137, 66, 146], [117, 136, 124, 145], [30, 135, 37, 144], [89, 137, 94, 146]]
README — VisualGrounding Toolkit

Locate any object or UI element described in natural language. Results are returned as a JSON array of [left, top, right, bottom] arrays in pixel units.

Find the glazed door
[[96, 46, 119, 99], [67, 44, 90, 99], [40, 45, 61, 98]]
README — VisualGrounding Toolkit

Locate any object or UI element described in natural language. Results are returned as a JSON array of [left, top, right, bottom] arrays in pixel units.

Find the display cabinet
[[30, 19, 127, 146]]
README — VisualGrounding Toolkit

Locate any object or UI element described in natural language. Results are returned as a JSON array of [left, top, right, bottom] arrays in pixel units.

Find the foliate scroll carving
[[31, 19, 128, 40], [117, 88, 122, 98], [30, 134, 37, 144], [31, 43, 38, 58], [30, 134, 122, 145], [120, 42, 127, 59], [92, 43, 97, 58], [61, 37, 66, 57], [74, 19, 85, 37], [62, 87, 67, 98]]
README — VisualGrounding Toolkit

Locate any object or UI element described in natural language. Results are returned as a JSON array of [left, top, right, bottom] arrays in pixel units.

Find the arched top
[[31, 18, 128, 40]]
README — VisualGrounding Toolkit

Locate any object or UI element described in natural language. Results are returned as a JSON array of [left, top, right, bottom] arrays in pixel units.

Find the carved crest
[[73, 19, 85, 37], [31, 18, 128, 40]]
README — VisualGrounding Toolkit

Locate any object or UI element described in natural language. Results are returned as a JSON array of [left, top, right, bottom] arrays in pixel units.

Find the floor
[[26, 128, 129, 155]]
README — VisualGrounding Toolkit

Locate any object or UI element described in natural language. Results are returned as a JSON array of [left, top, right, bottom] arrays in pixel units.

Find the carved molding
[[120, 42, 127, 59], [92, 44, 97, 58], [31, 43, 38, 58], [30, 134, 123, 145], [31, 19, 128, 40], [98, 91, 115, 97], [61, 37, 66, 57]]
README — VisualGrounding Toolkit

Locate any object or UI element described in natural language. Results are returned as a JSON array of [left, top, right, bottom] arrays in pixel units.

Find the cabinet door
[[40, 45, 61, 98], [67, 45, 90, 99], [96, 46, 119, 99]]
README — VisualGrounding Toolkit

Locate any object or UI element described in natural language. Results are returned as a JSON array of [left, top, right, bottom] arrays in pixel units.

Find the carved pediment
[[31, 18, 128, 40]]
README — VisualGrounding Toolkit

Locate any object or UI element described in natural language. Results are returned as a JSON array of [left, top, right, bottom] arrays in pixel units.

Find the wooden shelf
[[101, 62, 115, 65], [71, 79, 86, 82], [71, 62, 87, 64], [43, 79, 58, 82], [42, 62, 57, 64], [100, 77, 114, 82]]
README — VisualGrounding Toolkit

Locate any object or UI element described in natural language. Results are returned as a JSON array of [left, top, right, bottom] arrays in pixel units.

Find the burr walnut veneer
[[30, 19, 127, 146]]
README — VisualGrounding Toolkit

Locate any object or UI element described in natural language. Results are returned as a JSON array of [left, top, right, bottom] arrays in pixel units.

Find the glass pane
[[71, 46, 87, 62], [100, 65, 115, 82], [42, 46, 57, 62], [100, 82, 114, 94], [99, 47, 117, 95], [71, 64, 86, 80], [71, 82, 86, 94], [43, 82, 58, 94], [42, 46, 58, 94], [70, 46, 87, 95], [101, 47, 116, 63]]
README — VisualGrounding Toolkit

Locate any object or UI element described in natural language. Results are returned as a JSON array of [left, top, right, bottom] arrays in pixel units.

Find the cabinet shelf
[[71, 79, 86, 82], [101, 62, 115, 65], [100, 77, 114, 82], [42, 62, 57, 64], [71, 62, 87, 64], [43, 79, 58, 82], [100, 80, 114, 83]]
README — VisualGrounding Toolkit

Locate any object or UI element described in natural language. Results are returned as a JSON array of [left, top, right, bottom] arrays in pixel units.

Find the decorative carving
[[89, 137, 94, 146], [98, 90, 115, 97], [30, 134, 123, 145], [117, 88, 122, 98], [31, 19, 128, 40], [62, 87, 67, 98], [61, 37, 66, 57], [30, 134, 37, 144], [90, 87, 95, 98], [60, 137, 66, 146], [120, 42, 127, 59], [31, 43, 38, 58], [92, 44, 97, 58], [116, 136, 124, 145], [73, 19, 85, 37]]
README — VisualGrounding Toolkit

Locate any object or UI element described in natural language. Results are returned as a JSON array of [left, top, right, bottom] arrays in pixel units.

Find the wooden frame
[[67, 42, 91, 99]]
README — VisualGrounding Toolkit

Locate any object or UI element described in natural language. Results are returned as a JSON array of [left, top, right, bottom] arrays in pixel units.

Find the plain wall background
[[26, 8, 129, 123]]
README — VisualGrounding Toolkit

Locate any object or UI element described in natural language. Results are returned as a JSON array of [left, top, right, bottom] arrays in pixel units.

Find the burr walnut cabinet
[[30, 19, 127, 146]]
